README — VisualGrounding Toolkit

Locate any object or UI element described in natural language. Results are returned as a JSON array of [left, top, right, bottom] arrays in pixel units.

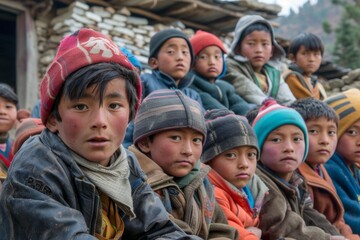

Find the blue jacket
[[0, 129, 200, 239], [190, 73, 256, 115], [325, 152, 360, 234], [123, 70, 203, 148]]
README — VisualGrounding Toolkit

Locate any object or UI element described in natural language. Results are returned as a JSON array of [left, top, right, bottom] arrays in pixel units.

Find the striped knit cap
[[40, 28, 142, 124], [201, 109, 259, 163], [133, 89, 206, 144], [252, 99, 309, 162], [325, 88, 360, 138]]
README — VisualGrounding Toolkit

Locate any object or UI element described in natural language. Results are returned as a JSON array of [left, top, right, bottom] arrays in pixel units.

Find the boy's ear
[[46, 113, 58, 133], [148, 57, 159, 70], [289, 53, 296, 62], [137, 138, 151, 153]]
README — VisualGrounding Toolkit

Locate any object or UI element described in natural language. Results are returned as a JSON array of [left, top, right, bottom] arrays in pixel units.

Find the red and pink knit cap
[[190, 30, 227, 56], [40, 28, 142, 124]]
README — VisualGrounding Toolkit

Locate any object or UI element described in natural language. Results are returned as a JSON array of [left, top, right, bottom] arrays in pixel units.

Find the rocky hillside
[[274, 0, 343, 61]]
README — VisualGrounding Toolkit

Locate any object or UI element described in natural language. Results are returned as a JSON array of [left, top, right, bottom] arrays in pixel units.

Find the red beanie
[[40, 28, 142, 124], [190, 30, 227, 56]]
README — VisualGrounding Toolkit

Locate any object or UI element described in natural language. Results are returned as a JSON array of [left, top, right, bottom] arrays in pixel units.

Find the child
[[120, 46, 143, 75], [123, 28, 203, 148], [201, 108, 268, 239], [128, 89, 238, 240], [0, 28, 199, 239], [291, 98, 359, 239], [251, 99, 345, 239], [0, 83, 18, 171], [189, 30, 255, 115], [223, 15, 295, 106], [284, 32, 327, 100], [325, 88, 360, 235]]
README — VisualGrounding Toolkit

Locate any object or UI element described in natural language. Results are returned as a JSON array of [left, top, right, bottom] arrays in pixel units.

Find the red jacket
[[208, 169, 268, 240]]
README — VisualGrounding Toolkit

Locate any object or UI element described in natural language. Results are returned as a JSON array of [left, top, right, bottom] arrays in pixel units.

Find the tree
[[332, 0, 360, 69]]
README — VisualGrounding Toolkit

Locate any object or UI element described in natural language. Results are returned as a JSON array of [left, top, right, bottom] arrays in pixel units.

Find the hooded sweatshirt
[[223, 15, 295, 105]]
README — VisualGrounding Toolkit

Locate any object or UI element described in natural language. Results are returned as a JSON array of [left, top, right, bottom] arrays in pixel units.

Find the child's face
[[139, 128, 203, 177], [261, 124, 305, 181], [208, 146, 257, 189], [150, 38, 191, 83], [238, 31, 273, 73], [47, 78, 130, 167], [0, 96, 17, 134], [305, 118, 337, 167], [292, 45, 322, 77], [336, 119, 360, 166], [194, 46, 223, 83]]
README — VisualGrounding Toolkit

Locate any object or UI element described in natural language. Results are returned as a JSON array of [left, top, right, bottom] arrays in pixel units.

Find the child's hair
[[51, 62, 139, 121], [201, 109, 259, 163], [238, 23, 272, 46], [40, 28, 142, 124], [133, 89, 206, 145], [245, 105, 261, 126], [290, 97, 338, 125], [325, 88, 360, 138], [252, 98, 309, 161], [148, 29, 194, 65], [288, 32, 324, 57], [0, 83, 18, 109]]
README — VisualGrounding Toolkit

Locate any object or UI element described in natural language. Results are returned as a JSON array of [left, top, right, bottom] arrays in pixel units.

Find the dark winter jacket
[[0, 129, 199, 240]]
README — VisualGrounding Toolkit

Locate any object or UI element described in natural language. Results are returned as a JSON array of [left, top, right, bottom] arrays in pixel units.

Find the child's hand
[[246, 226, 262, 238], [330, 236, 348, 240]]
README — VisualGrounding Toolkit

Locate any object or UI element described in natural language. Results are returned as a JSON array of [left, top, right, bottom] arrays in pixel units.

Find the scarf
[[72, 145, 135, 219]]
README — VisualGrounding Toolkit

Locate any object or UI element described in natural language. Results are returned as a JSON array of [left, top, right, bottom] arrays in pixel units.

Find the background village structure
[[1, 0, 359, 110]]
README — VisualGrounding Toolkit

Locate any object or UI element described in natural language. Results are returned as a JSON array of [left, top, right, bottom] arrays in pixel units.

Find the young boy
[[0, 28, 199, 239], [0, 83, 18, 171], [325, 88, 360, 235], [291, 98, 359, 239], [223, 15, 295, 106], [284, 32, 327, 100], [123, 28, 202, 148], [251, 99, 345, 239], [128, 89, 238, 240], [189, 30, 255, 115], [201, 108, 268, 240]]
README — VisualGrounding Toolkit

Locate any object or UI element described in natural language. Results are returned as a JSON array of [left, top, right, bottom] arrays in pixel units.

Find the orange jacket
[[207, 169, 268, 240], [298, 163, 359, 240]]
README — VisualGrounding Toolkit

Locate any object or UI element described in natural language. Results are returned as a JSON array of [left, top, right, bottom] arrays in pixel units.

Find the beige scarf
[[72, 145, 135, 219]]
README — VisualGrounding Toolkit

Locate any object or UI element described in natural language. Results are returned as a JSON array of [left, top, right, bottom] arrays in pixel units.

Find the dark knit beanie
[[202, 109, 259, 163], [40, 28, 142, 124], [252, 99, 309, 162], [149, 29, 194, 65], [325, 88, 360, 138], [0, 83, 18, 109], [133, 89, 206, 144]]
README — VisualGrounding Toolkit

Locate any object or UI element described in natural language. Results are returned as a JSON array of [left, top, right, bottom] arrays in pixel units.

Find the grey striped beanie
[[201, 109, 259, 163], [133, 89, 206, 144]]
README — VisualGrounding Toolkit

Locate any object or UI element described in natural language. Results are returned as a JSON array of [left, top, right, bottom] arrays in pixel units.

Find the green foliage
[[323, 21, 332, 34], [333, 2, 360, 69]]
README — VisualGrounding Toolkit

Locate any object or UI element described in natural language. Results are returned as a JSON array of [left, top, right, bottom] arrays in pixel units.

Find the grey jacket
[[0, 129, 199, 240]]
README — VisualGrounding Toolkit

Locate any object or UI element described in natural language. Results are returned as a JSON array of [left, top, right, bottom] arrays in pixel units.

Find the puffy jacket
[[0, 129, 199, 240]]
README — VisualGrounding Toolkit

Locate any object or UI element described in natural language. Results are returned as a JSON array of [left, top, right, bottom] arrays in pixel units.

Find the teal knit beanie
[[252, 99, 309, 161]]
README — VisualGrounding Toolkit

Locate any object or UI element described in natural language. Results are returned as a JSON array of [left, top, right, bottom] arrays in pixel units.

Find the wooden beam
[[127, 7, 211, 31]]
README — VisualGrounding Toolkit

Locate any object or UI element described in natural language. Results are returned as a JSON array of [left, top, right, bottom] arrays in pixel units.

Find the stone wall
[[35, 1, 359, 97]]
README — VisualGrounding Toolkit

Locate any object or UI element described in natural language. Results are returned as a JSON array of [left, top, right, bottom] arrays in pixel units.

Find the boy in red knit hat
[[0, 28, 199, 240], [190, 30, 255, 116]]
